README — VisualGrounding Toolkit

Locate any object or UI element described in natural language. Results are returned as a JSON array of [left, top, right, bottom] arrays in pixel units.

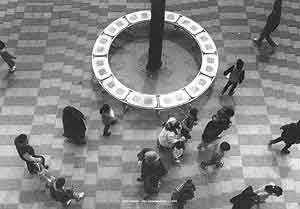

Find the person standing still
[[222, 59, 245, 96], [253, 0, 282, 50], [0, 40, 16, 73]]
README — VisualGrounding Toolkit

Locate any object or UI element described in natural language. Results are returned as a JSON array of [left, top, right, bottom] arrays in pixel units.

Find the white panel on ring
[[159, 89, 191, 108], [104, 17, 129, 37], [185, 74, 212, 98], [92, 34, 112, 56], [164, 11, 180, 23], [199, 54, 219, 78], [177, 16, 203, 35], [195, 32, 217, 54], [126, 91, 158, 109], [92, 57, 111, 80], [102, 76, 130, 100], [125, 10, 151, 24]]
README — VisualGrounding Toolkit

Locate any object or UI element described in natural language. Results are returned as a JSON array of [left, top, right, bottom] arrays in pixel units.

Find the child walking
[[99, 104, 117, 136], [0, 41, 16, 73], [200, 141, 230, 170]]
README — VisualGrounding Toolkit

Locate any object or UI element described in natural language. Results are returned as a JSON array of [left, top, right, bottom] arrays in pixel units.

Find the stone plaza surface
[[0, 0, 300, 209]]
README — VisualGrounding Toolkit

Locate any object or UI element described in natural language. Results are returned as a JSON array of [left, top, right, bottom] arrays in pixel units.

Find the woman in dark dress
[[62, 106, 87, 145], [136, 149, 168, 199], [14, 134, 48, 174]]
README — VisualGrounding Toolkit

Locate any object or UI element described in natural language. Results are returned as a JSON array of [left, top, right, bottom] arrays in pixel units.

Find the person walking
[[0, 40, 16, 73], [268, 120, 300, 154], [230, 186, 259, 209], [180, 108, 199, 140], [49, 177, 85, 207], [222, 59, 245, 96], [171, 178, 196, 209], [14, 134, 48, 174], [136, 149, 167, 199], [253, 0, 282, 50], [254, 183, 282, 204], [197, 115, 228, 151], [99, 104, 117, 136], [200, 141, 231, 170]]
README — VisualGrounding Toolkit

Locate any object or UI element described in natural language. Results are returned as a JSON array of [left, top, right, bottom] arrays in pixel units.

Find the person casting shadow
[[62, 106, 87, 145], [222, 59, 245, 96], [14, 134, 48, 174], [253, 0, 282, 51]]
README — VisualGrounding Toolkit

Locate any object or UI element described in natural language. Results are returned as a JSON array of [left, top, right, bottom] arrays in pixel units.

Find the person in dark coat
[[253, 0, 282, 49], [230, 186, 259, 209], [268, 120, 300, 154], [62, 106, 87, 145], [0, 41, 16, 73], [213, 106, 235, 130], [136, 149, 167, 199], [222, 59, 245, 96], [180, 108, 199, 140], [171, 178, 196, 209], [14, 134, 48, 174], [99, 104, 117, 136], [197, 116, 229, 151]]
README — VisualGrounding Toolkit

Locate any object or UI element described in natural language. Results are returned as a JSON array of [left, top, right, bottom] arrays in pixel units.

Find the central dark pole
[[146, 0, 166, 71]]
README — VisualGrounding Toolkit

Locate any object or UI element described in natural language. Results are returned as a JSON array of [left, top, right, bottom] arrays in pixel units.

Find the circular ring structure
[[92, 10, 219, 110]]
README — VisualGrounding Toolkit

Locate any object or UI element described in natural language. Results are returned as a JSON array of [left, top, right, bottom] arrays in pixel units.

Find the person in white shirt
[[157, 117, 184, 149]]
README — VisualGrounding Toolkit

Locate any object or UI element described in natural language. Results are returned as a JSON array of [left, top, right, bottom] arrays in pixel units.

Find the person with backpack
[[99, 104, 117, 136], [180, 108, 199, 140], [136, 149, 167, 199], [171, 178, 196, 209], [14, 134, 48, 174], [0, 40, 16, 73], [268, 120, 300, 154], [197, 114, 229, 151], [221, 59, 245, 96]]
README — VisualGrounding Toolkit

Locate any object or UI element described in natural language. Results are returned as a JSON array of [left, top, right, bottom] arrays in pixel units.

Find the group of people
[[9, 0, 289, 208], [135, 103, 300, 209], [134, 106, 235, 208], [14, 134, 85, 207]]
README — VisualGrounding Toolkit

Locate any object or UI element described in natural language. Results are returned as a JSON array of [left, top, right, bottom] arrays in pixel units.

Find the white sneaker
[[9, 66, 16, 73], [75, 192, 85, 201]]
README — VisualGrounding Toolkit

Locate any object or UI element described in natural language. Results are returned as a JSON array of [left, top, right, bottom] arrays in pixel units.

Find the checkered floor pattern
[[0, 0, 300, 208]]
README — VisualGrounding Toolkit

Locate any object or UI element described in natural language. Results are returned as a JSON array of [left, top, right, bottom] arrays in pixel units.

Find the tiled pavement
[[0, 0, 300, 209]]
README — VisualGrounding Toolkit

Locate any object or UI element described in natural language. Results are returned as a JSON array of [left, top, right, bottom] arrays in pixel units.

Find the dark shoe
[[215, 162, 224, 168], [281, 149, 290, 154], [137, 177, 144, 182], [103, 132, 111, 136], [44, 165, 49, 169], [200, 162, 207, 170], [228, 91, 235, 96], [252, 38, 262, 47]]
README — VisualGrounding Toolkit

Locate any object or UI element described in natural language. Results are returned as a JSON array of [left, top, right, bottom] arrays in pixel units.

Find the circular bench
[[92, 10, 218, 110]]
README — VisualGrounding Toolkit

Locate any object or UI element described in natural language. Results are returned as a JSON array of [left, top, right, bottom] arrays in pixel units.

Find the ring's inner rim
[[108, 22, 203, 95]]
